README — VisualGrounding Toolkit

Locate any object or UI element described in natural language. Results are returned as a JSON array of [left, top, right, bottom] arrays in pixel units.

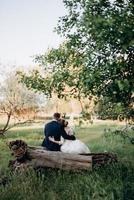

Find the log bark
[[8, 140, 117, 171], [8, 140, 92, 171], [29, 147, 92, 170]]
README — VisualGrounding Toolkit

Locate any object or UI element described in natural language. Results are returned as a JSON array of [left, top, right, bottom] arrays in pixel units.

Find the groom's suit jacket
[[42, 120, 76, 151]]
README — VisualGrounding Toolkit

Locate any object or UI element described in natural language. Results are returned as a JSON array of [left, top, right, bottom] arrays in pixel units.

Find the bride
[[49, 119, 90, 154]]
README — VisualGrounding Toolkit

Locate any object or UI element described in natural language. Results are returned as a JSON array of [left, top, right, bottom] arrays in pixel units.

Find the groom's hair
[[53, 112, 61, 120]]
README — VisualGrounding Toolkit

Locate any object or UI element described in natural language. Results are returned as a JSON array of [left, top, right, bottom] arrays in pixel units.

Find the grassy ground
[[0, 121, 134, 200]]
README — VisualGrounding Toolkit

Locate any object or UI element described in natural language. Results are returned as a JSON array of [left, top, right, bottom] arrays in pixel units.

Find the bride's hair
[[60, 119, 68, 127]]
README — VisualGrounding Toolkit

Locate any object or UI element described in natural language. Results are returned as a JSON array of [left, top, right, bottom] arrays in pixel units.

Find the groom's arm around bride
[[42, 113, 76, 151]]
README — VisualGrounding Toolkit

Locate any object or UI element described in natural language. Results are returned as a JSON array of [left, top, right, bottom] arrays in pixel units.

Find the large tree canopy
[[20, 0, 134, 109]]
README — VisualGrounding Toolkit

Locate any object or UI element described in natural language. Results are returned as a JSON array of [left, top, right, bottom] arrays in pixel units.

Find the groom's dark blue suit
[[42, 120, 76, 151]]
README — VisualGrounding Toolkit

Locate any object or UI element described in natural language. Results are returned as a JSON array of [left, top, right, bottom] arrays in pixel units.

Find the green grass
[[0, 122, 134, 200]]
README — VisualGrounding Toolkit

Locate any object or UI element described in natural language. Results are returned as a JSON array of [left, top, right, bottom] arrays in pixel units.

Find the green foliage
[[19, 0, 134, 111], [18, 44, 85, 99], [56, 0, 134, 106], [104, 125, 134, 144], [96, 97, 134, 120]]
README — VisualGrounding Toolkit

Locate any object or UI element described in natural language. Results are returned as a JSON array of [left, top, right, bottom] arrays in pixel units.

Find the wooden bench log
[[8, 140, 117, 171], [29, 147, 92, 170], [8, 140, 92, 171]]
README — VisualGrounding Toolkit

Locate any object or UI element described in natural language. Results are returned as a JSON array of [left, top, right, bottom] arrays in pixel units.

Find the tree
[[19, 0, 134, 117], [0, 72, 39, 135]]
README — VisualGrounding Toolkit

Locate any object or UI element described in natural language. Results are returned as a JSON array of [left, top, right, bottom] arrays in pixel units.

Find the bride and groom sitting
[[42, 113, 90, 154]]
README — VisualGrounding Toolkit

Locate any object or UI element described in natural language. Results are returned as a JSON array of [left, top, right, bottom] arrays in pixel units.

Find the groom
[[42, 113, 76, 151]]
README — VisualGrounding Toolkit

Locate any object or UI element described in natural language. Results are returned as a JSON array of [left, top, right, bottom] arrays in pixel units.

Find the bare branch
[[0, 119, 35, 136]]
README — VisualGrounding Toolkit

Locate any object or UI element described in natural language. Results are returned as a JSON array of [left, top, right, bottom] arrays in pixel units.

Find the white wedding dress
[[61, 139, 90, 154], [60, 126, 90, 154]]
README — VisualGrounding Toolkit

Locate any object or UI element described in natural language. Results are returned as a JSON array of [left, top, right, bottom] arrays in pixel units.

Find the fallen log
[[8, 140, 117, 171], [8, 140, 92, 171]]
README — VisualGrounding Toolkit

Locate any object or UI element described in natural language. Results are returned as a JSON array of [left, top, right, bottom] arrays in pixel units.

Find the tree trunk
[[29, 146, 92, 170], [0, 111, 12, 135], [9, 140, 92, 171], [8, 140, 117, 171]]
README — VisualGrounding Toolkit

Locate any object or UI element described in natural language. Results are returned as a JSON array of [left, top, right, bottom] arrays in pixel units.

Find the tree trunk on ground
[[29, 146, 92, 170], [8, 140, 117, 171]]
